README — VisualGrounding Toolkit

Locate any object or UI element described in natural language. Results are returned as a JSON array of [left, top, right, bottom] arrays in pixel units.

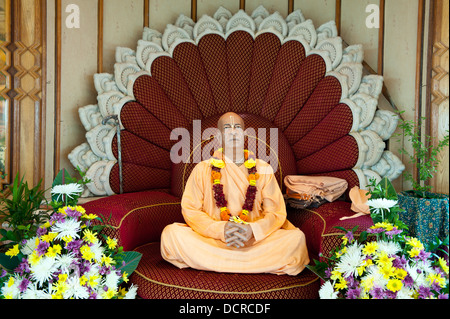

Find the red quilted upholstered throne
[[71, 6, 404, 299]]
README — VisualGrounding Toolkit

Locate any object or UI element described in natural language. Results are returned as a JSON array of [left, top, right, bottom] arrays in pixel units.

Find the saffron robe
[[160, 157, 310, 276]]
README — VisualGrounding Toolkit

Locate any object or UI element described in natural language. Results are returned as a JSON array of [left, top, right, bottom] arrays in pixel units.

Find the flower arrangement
[[308, 178, 449, 299], [0, 169, 141, 299]]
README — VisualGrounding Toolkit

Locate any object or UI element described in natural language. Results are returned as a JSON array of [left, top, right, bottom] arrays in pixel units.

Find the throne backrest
[[70, 6, 405, 198]]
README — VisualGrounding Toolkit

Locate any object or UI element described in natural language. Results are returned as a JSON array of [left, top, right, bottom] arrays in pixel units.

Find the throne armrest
[[287, 201, 373, 262], [82, 191, 184, 251]]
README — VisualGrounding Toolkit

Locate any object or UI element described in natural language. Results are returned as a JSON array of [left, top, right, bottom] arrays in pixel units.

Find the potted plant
[[395, 112, 449, 246], [0, 175, 51, 271]]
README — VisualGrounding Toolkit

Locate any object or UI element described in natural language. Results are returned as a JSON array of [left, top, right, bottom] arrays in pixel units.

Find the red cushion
[[81, 191, 184, 251], [287, 201, 374, 262], [130, 242, 320, 299]]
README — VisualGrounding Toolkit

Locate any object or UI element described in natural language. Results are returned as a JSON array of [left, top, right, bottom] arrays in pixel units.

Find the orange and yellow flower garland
[[210, 149, 259, 223]]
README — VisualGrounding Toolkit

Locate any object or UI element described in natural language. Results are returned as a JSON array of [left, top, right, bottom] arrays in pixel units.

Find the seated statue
[[160, 112, 310, 276]]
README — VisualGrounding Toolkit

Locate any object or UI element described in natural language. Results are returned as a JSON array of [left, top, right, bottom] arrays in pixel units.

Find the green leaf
[[115, 251, 142, 277], [0, 253, 21, 272]]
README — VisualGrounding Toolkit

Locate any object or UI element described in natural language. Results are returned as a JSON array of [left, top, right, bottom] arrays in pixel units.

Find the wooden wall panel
[[429, 0, 449, 194], [293, 0, 335, 27], [197, 0, 239, 18], [11, 0, 45, 186]]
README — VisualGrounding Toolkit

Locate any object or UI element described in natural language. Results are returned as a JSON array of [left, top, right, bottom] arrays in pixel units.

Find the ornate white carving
[[194, 15, 224, 42], [213, 6, 233, 30], [226, 10, 256, 34], [94, 73, 119, 95], [288, 19, 317, 48], [342, 44, 364, 64], [286, 9, 306, 30], [79, 104, 102, 131], [371, 151, 405, 181], [251, 5, 270, 28], [142, 27, 162, 45], [316, 21, 338, 43], [68, 143, 101, 172], [161, 24, 193, 52], [258, 12, 288, 37], [335, 62, 363, 96], [72, 6, 404, 196], [136, 40, 164, 69], [359, 130, 386, 167], [316, 37, 343, 69], [85, 124, 116, 160], [366, 110, 399, 140], [351, 93, 378, 130], [85, 160, 116, 196], [97, 91, 125, 118]]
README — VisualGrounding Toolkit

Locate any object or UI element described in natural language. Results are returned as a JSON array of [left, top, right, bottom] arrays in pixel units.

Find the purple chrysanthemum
[[36, 241, 50, 256]]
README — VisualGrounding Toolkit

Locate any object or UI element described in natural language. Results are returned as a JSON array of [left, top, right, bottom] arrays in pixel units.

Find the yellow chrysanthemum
[[79, 275, 88, 286], [380, 265, 395, 279], [335, 279, 348, 291], [5, 244, 20, 258], [80, 245, 95, 261], [122, 271, 129, 283], [406, 237, 424, 250], [75, 205, 86, 214], [438, 257, 449, 274], [46, 244, 62, 258], [83, 229, 98, 244], [408, 247, 421, 258], [376, 252, 394, 267], [387, 279, 403, 292], [330, 270, 342, 281], [394, 268, 408, 280], [361, 277, 374, 292], [427, 273, 446, 288], [28, 251, 42, 266], [101, 255, 115, 267], [362, 242, 378, 255], [7, 277, 15, 287], [41, 232, 58, 243], [102, 288, 117, 299], [82, 213, 98, 220], [88, 275, 100, 288], [106, 237, 118, 250]]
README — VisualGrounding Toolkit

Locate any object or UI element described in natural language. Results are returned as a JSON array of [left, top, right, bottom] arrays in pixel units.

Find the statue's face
[[219, 114, 245, 150]]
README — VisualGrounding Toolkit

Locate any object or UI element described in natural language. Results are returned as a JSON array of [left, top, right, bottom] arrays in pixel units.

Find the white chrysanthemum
[[20, 236, 38, 255], [405, 263, 426, 288], [54, 252, 76, 274], [397, 286, 414, 299], [367, 198, 398, 209], [63, 275, 89, 299], [376, 240, 401, 256], [104, 271, 121, 291], [51, 183, 83, 202], [90, 241, 104, 263], [30, 256, 57, 287], [124, 284, 138, 299], [363, 265, 389, 288], [417, 259, 433, 274], [51, 218, 81, 240], [22, 282, 52, 299], [319, 281, 338, 299], [336, 242, 365, 278], [1, 276, 21, 299]]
